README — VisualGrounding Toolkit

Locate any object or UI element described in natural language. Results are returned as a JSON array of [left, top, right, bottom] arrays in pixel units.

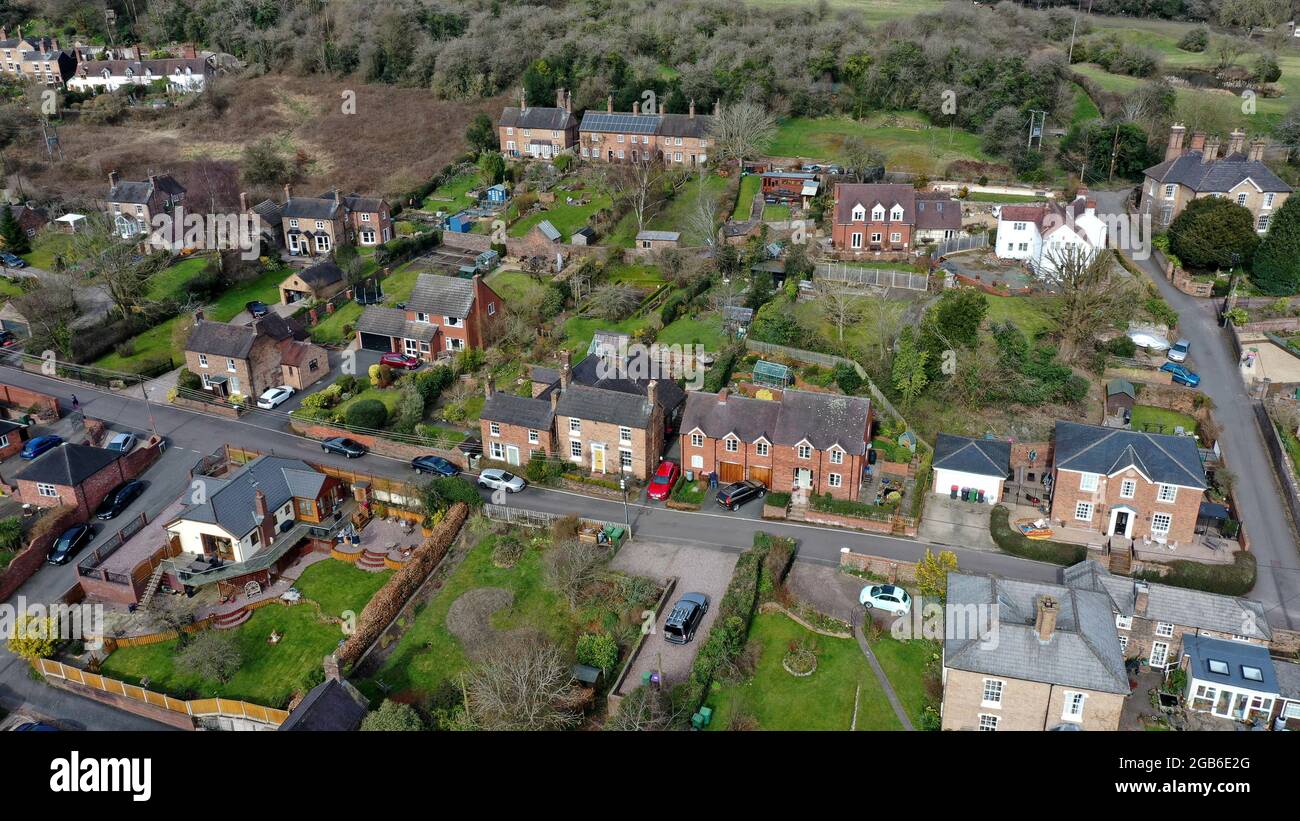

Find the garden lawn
[[509, 183, 611, 241], [308, 300, 362, 346], [295, 559, 393, 619], [562, 315, 649, 360], [763, 204, 791, 221], [984, 295, 1059, 339], [867, 635, 936, 727], [1070, 82, 1102, 128], [99, 604, 343, 708], [732, 173, 761, 221], [147, 255, 211, 302], [770, 112, 987, 176], [207, 267, 292, 321], [658, 313, 725, 350], [421, 170, 481, 214], [1130, 405, 1197, 436], [20, 232, 72, 270], [93, 317, 180, 374], [379, 261, 422, 305], [485, 269, 547, 308], [706, 612, 902, 731], [0, 277, 22, 301]]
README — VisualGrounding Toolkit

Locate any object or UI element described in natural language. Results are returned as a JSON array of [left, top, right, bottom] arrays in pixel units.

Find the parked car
[[256, 385, 295, 409], [859, 583, 912, 616], [477, 468, 526, 493], [1128, 330, 1171, 351], [47, 523, 94, 565], [105, 432, 137, 453], [0, 252, 27, 268], [245, 300, 270, 318], [95, 480, 145, 520], [1160, 361, 1201, 388], [20, 435, 62, 460], [0, 330, 18, 347], [664, 592, 710, 645], [12, 722, 58, 731], [380, 352, 423, 370], [715, 479, 766, 511], [321, 437, 367, 458], [646, 460, 680, 501], [412, 455, 460, 476], [1167, 338, 1190, 363]]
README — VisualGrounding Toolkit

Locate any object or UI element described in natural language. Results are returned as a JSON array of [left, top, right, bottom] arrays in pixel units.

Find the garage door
[[748, 466, 772, 487], [718, 461, 745, 483], [359, 333, 391, 352]]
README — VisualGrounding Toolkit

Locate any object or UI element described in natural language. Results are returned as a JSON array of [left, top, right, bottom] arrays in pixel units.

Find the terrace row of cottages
[[1, 30, 214, 91], [498, 88, 716, 166], [828, 183, 963, 254]]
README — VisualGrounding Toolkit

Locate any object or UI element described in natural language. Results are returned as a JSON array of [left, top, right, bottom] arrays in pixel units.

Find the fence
[[933, 233, 988, 258], [813, 263, 930, 292], [484, 503, 631, 538], [1254, 401, 1300, 536], [36, 657, 289, 729]]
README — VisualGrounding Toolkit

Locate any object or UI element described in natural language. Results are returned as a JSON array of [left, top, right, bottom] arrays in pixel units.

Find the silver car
[[477, 468, 527, 493], [1167, 339, 1190, 363]]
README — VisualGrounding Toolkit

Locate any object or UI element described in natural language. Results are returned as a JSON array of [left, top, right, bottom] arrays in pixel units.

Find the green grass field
[[19, 232, 72, 270], [657, 313, 726, 350], [868, 635, 937, 727], [605, 173, 730, 248], [146, 255, 211, 302], [294, 560, 393, 619], [733, 173, 761, 221], [421, 170, 482, 214], [770, 112, 987, 175], [510, 183, 611, 241], [1130, 404, 1198, 436], [485, 269, 548, 307], [984, 295, 1060, 339]]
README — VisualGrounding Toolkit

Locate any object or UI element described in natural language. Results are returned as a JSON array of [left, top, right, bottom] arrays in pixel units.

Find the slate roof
[[636, 230, 680, 242], [282, 196, 342, 221], [913, 192, 963, 231], [1182, 634, 1278, 693], [681, 389, 871, 454], [173, 455, 325, 539], [76, 57, 210, 77], [499, 105, 577, 131], [355, 307, 438, 343], [481, 392, 555, 430], [0, 418, 25, 435], [1106, 378, 1136, 399], [529, 365, 560, 385], [278, 678, 369, 732], [251, 199, 283, 224], [408, 273, 477, 318], [554, 383, 654, 428], [1063, 560, 1270, 640], [833, 183, 920, 225], [1053, 420, 1206, 489], [16, 444, 121, 487], [578, 111, 714, 139], [294, 260, 344, 289], [1275, 659, 1300, 701], [933, 434, 1011, 478], [107, 173, 185, 205], [342, 194, 385, 213], [186, 314, 298, 358], [1143, 151, 1291, 194], [945, 572, 1129, 695], [656, 112, 713, 139]]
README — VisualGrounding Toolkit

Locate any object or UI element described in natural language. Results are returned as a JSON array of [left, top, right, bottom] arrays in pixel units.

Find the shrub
[[491, 534, 525, 568], [1178, 27, 1208, 52], [525, 451, 567, 485], [345, 398, 388, 430], [989, 506, 1086, 565], [1135, 551, 1256, 597], [765, 491, 791, 509], [177, 368, 203, 391], [832, 362, 863, 394], [551, 515, 581, 542], [0, 516, 24, 551], [361, 700, 425, 731], [576, 632, 620, 673]]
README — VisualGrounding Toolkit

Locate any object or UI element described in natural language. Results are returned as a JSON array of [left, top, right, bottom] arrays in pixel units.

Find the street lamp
[[619, 476, 631, 540]]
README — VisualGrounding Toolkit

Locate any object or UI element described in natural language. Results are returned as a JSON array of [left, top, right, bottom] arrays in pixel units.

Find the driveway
[[786, 561, 864, 623], [610, 540, 738, 689], [916, 495, 998, 552], [271, 348, 385, 414]]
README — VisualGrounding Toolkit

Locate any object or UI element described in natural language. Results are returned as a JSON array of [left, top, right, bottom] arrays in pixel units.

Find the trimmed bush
[[989, 506, 1086, 565], [345, 398, 388, 430], [576, 632, 619, 673], [1135, 551, 1256, 597]]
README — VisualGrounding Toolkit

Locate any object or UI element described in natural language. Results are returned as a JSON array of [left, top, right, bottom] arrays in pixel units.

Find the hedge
[[810, 492, 894, 520], [765, 491, 791, 509], [1134, 551, 1256, 597], [989, 506, 1087, 566]]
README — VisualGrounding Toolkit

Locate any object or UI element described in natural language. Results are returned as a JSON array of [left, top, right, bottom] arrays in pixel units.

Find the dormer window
[[871, 205, 884, 221], [851, 204, 865, 222], [889, 206, 903, 221]]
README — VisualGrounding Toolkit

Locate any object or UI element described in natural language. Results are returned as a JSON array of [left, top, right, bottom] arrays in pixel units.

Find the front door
[[591, 444, 606, 473], [506, 445, 520, 466], [795, 468, 813, 490], [1113, 511, 1129, 536]]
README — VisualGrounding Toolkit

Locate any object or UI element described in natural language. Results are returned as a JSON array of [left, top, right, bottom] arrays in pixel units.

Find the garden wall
[[172, 395, 244, 418], [0, 381, 60, 417], [802, 506, 917, 537], [1254, 400, 1300, 538], [0, 506, 82, 602], [838, 547, 919, 585], [288, 418, 465, 467]]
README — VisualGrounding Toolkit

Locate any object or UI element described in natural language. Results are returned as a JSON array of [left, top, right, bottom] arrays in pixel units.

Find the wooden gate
[[718, 461, 745, 483], [748, 465, 772, 487]]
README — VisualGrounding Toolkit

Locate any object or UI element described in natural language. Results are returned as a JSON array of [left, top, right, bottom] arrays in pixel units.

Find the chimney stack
[[1134, 581, 1150, 617], [323, 654, 342, 682], [239, 191, 248, 212], [1249, 139, 1267, 163], [1189, 131, 1206, 153], [689, 98, 696, 119], [560, 349, 572, 389], [1202, 136, 1220, 164], [564, 89, 572, 114], [334, 188, 341, 203], [1, 28, 7, 41], [713, 99, 720, 116], [550, 389, 560, 413], [607, 94, 613, 114], [659, 91, 669, 114], [556, 87, 565, 109], [1035, 595, 1059, 642], [283, 183, 292, 201], [520, 87, 526, 110], [633, 101, 640, 115], [1165, 123, 1186, 162], [484, 375, 495, 398], [108, 170, 120, 189], [717, 388, 728, 404], [647, 379, 658, 410], [254, 489, 268, 519], [1228, 128, 1247, 156]]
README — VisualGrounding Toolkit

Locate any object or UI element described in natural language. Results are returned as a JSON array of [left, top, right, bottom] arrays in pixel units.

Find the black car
[[411, 455, 460, 476], [47, 523, 94, 565], [246, 300, 270, 318], [322, 437, 367, 458], [664, 592, 709, 645], [715, 479, 766, 511], [95, 480, 145, 520]]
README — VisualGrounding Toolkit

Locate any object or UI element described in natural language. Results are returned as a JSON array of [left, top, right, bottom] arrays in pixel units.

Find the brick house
[[479, 377, 557, 467], [16, 443, 132, 518], [355, 273, 503, 359], [185, 312, 327, 400], [1064, 560, 1271, 670], [0, 28, 77, 85], [68, 55, 213, 94], [279, 259, 346, 305], [830, 184, 961, 253], [498, 88, 579, 159], [5, 204, 49, 242], [942, 572, 1129, 731], [1139, 123, 1292, 232], [278, 186, 392, 257], [1049, 421, 1206, 546], [0, 418, 29, 461], [105, 171, 185, 242], [679, 388, 872, 499], [578, 98, 715, 167]]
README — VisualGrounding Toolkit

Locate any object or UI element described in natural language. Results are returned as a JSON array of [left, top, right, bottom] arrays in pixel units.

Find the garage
[[931, 433, 1012, 505], [718, 461, 745, 483], [748, 465, 772, 487], [358, 332, 392, 352]]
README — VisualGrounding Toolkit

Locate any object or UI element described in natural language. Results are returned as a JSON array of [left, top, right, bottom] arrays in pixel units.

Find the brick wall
[[0, 382, 60, 416], [838, 548, 918, 584], [480, 419, 553, 465], [555, 413, 661, 481], [1049, 467, 1201, 544], [288, 419, 465, 467], [0, 505, 81, 602], [679, 432, 864, 500]]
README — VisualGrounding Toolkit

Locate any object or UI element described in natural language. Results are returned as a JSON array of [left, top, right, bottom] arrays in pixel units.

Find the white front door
[[1108, 506, 1136, 539], [795, 468, 812, 490], [1150, 641, 1169, 668], [506, 445, 520, 466]]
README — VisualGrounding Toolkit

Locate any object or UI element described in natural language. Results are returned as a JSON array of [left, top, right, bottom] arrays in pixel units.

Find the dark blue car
[[1160, 362, 1201, 388], [20, 434, 62, 460], [412, 455, 460, 476]]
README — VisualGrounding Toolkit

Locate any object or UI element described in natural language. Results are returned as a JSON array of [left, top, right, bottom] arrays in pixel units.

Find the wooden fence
[[813, 263, 930, 292]]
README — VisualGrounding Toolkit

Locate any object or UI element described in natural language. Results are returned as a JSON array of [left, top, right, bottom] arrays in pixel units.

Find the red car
[[380, 352, 422, 370], [646, 460, 680, 501]]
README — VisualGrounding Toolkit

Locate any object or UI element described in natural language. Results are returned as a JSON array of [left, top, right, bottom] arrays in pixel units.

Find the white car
[[860, 584, 912, 616], [1127, 330, 1171, 351], [1167, 339, 1190, 363], [477, 468, 527, 493], [256, 385, 295, 409]]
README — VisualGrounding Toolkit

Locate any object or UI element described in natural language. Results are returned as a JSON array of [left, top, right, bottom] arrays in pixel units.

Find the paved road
[[1095, 188, 1300, 629]]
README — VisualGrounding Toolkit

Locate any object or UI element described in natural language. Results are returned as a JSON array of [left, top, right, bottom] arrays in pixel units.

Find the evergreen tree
[[1168, 196, 1259, 272], [0, 206, 29, 255], [1252, 196, 1300, 295]]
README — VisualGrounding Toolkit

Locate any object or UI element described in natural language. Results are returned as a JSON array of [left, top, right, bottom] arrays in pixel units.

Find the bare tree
[[543, 539, 606, 608], [683, 172, 723, 254], [842, 136, 885, 183], [611, 158, 666, 235], [603, 684, 689, 731], [67, 216, 151, 321], [177, 630, 243, 684], [815, 281, 864, 343], [461, 638, 583, 731], [708, 101, 777, 172], [1041, 247, 1137, 363], [862, 286, 905, 363]]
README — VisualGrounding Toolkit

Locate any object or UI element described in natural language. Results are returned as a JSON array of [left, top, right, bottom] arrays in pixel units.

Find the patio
[[1002, 500, 1237, 564]]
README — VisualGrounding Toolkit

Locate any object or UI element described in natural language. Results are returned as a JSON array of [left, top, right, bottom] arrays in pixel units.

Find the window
[[1062, 692, 1085, 722], [1242, 666, 1264, 683], [315, 234, 331, 252], [197, 353, 208, 368], [851, 205, 865, 222], [1207, 658, 1230, 675], [1012, 222, 1027, 231], [978, 714, 999, 731], [1164, 184, 1176, 199], [828, 473, 842, 488], [674, 152, 683, 162], [570, 440, 582, 459], [889, 232, 901, 243], [1115, 615, 1133, 631], [871, 206, 884, 221], [890, 207, 903, 221], [415, 312, 430, 323], [528, 429, 539, 445], [797, 444, 812, 459], [1264, 192, 1275, 208], [569, 419, 581, 435], [227, 358, 237, 373], [490, 442, 504, 460], [361, 212, 371, 222], [1118, 635, 1129, 652], [1157, 484, 1177, 503], [1120, 479, 1136, 498], [690, 433, 703, 448], [0, 434, 6, 449], [850, 232, 863, 249], [982, 679, 1004, 706], [1150, 641, 1169, 667], [620, 450, 633, 470], [360, 230, 376, 244], [871, 233, 882, 243], [1151, 512, 1172, 535], [36, 483, 58, 498], [1155, 621, 1174, 638], [1079, 473, 1099, 492], [620, 427, 632, 444], [756, 441, 769, 457], [1075, 501, 1093, 522], [489, 422, 500, 437], [1259, 214, 1271, 231], [1237, 192, 1248, 207], [724, 437, 738, 453]]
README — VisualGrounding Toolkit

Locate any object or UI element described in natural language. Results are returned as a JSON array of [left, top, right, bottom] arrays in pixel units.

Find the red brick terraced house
[[830, 183, 961, 254], [578, 98, 716, 167], [0, 418, 29, 462], [498, 88, 580, 160], [479, 377, 557, 467], [679, 388, 872, 499], [16, 443, 133, 519], [356, 273, 503, 360], [1049, 421, 1207, 547]]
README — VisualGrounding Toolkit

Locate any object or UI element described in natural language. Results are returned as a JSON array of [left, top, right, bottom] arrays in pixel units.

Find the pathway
[[853, 619, 914, 731]]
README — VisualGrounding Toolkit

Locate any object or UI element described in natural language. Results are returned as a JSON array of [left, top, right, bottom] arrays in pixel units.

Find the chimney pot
[[1249, 139, 1267, 163], [1165, 123, 1186, 162], [1202, 137, 1220, 164], [1228, 128, 1247, 156], [1189, 131, 1206, 152], [1035, 595, 1059, 642], [717, 388, 728, 404], [240, 192, 248, 212], [633, 101, 640, 115]]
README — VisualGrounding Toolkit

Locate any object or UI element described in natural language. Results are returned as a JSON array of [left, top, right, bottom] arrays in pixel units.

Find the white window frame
[[1164, 184, 1175, 199], [1115, 615, 1133, 631], [1157, 484, 1177, 503], [1079, 472, 1099, 492], [829, 448, 844, 465], [36, 483, 59, 498], [1062, 692, 1086, 723], [1119, 479, 1136, 499], [1075, 501, 1093, 522], [724, 437, 738, 453], [982, 678, 1004, 707], [528, 429, 539, 445], [489, 422, 500, 437], [755, 441, 769, 457], [197, 353, 208, 368], [978, 714, 999, 731], [828, 473, 842, 488], [490, 442, 504, 460], [620, 426, 632, 445], [569, 418, 581, 435], [570, 440, 582, 459], [1155, 621, 1174, 638], [690, 433, 703, 448], [797, 444, 812, 460], [1152, 512, 1173, 535]]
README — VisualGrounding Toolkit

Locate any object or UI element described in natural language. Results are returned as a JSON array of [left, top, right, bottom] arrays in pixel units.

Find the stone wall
[[838, 547, 919, 584], [288, 418, 465, 467]]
